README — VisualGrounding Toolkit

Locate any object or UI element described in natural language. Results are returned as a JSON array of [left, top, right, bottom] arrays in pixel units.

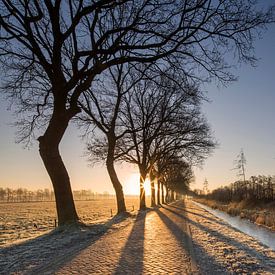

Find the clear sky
[[194, 22, 275, 190], [0, 12, 275, 194]]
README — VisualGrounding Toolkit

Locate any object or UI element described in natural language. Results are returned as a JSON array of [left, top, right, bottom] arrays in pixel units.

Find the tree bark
[[165, 186, 169, 203], [150, 172, 156, 207], [38, 111, 79, 226], [151, 180, 156, 207], [106, 136, 126, 213], [106, 157, 126, 213], [157, 179, 161, 205], [139, 170, 146, 209], [161, 182, 165, 204]]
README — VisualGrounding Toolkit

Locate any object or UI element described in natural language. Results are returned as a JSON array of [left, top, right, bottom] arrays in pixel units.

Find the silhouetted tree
[[6, 188, 13, 202], [162, 159, 193, 202], [1, 0, 273, 224], [80, 63, 148, 213], [116, 73, 214, 209], [207, 175, 275, 203], [16, 188, 24, 202], [155, 153, 177, 205], [0, 188, 6, 201], [149, 168, 157, 207], [152, 109, 215, 204]]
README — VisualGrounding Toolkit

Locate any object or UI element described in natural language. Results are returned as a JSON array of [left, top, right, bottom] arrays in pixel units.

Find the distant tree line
[[0, 184, 189, 204], [0, 188, 55, 202], [197, 175, 275, 203], [0, 188, 111, 203]]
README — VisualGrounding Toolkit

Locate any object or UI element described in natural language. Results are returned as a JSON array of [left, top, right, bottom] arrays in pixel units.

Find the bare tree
[[79, 63, 148, 213], [161, 158, 194, 202], [116, 74, 215, 209], [155, 152, 178, 205], [1, 0, 273, 224], [154, 154, 185, 204]]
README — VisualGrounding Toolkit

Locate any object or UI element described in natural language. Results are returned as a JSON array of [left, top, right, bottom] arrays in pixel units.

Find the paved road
[[44, 203, 196, 274]]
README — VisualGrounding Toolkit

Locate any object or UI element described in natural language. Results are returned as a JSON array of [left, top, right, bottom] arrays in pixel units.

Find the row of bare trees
[[1, 0, 274, 225], [82, 64, 214, 211], [203, 175, 275, 203], [0, 188, 54, 202], [0, 188, 111, 202]]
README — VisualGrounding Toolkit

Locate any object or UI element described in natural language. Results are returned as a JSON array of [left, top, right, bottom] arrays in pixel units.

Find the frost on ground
[[184, 199, 275, 274], [0, 212, 135, 275], [1, 199, 275, 275], [0, 196, 145, 246]]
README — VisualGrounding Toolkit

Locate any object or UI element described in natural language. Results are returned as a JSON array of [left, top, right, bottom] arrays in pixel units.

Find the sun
[[143, 178, 151, 196], [124, 173, 151, 195]]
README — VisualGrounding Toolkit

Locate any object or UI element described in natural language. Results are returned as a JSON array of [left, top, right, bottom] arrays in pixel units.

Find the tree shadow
[[155, 208, 227, 275], [113, 210, 147, 275], [0, 213, 132, 275], [168, 203, 227, 226], [161, 204, 274, 271]]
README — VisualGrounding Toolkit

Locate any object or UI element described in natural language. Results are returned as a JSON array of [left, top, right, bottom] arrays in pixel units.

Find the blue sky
[[194, 22, 275, 190], [0, 6, 275, 193]]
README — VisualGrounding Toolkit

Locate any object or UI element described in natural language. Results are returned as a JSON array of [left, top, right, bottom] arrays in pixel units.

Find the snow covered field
[[0, 196, 148, 246]]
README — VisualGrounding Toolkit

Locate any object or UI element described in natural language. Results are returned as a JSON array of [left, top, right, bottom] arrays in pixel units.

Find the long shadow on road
[[155, 208, 227, 275], [162, 203, 274, 272], [114, 210, 147, 275], [168, 204, 227, 227], [0, 213, 131, 275]]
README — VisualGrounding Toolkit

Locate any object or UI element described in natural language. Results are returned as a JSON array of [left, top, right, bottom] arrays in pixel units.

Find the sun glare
[[143, 178, 151, 195], [124, 173, 151, 196]]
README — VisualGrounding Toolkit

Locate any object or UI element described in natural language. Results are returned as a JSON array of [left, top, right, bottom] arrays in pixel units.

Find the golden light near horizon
[[124, 173, 151, 195], [143, 178, 151, 195]]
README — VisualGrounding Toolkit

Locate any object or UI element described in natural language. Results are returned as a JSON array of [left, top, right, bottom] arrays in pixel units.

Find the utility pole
[[233, 149, 246, 182]]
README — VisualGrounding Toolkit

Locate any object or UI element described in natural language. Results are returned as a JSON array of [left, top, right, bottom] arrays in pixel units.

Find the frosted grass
[[0, 196, 149, 246]]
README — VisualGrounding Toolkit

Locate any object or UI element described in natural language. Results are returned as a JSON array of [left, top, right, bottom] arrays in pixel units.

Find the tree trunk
[[38, 112, 78, 225], [171, 190, 175, 201], [106, 136, 126, 213], [139, 170, 146, 209], [151, 180, 156, 207], [150, 172, 156, 207], [157, 179, 161, 205], [106, 157, 126, 213], [161, 182, 165, 204], [165, 186, 169, 203]]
